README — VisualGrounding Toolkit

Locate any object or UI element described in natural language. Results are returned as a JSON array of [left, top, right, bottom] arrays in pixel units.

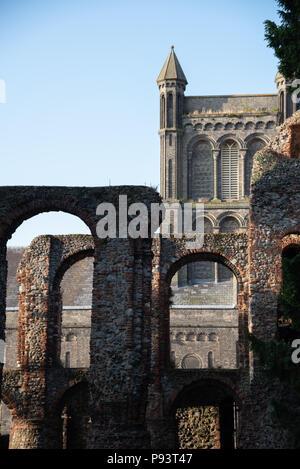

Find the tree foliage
[[264, 0, 300, 79]]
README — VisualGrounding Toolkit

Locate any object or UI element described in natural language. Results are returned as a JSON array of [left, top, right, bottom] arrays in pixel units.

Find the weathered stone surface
[[0, 111, 300, 448]]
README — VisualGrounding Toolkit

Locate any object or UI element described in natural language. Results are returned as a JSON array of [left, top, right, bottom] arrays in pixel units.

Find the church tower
[[275, 71, 299, 124], [157, 46, 187, 200]]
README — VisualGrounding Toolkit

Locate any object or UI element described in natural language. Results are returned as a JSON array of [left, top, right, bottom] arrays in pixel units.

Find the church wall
[[184, 94, 278, 114]]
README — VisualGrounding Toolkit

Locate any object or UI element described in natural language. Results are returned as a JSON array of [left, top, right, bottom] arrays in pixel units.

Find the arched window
[[182, 354, 201, 369], [209, 333, 217, 342], [65, 351, 71, 368], [177, 93, 182, 127], [170, 258, 239, 370], [208, 351, 214, 368], [168, 159, 173, 198], [219, 216, 240, 233], [279, 91, 284, 123], [245, 138, 266, 196], [160, 95, 165, 129], [186, 332, 195, 341], [190, 140, 213, 200], [197, 333, 206, 342], [167, 93, 173, 128], [221, 140, 239, 200]]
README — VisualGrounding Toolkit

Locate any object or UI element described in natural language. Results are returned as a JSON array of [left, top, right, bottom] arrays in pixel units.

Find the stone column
[[11, 236, 61, 449], [239, 149, 247, 199], [213, 150, 219, 199], [88, 238, 152, 449], [187, 151, 192, 199], [9, 415, 61, 449], [214, 262, 219, 284]]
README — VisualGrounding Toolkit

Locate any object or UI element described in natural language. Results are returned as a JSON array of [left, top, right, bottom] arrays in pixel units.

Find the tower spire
[[157, 48, 187, 200], [157, 46, 187, 84]]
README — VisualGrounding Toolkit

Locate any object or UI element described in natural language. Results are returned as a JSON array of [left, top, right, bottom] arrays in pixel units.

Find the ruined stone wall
[[1, 142, 300, 449], [238, 110, 300, 449], [0, 185, 160, 449], [146, 233, 249, 448]]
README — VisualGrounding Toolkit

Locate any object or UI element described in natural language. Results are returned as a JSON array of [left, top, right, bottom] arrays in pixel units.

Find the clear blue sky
[[0, 0, 280, 245]]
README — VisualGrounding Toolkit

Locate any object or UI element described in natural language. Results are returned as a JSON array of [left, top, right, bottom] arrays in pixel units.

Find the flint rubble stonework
[[0, 112, 299, 448]]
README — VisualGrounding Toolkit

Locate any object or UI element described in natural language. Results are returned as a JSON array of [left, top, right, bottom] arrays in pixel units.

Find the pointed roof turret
[[157, 46, 187, 84]]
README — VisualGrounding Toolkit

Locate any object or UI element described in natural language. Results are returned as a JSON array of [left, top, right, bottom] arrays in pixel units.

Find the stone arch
[[159, 245, 247, 371], [193, 214, 216, 233], [55, 381, 89, 449], [203, 213, 217, 227], [219, 216, 242, 233], [1, 196, 95, 244], [209, 333, 218, 342], [186, 134, 218, 153], [165, 250, 243, 289], [235, 122, 243, 130], [184, 123, 193, 132], [204, 122, 213, 131], [203, 216, 214, 233], [245, 121, 255, 131], [255, 121, 264, 130], [186, 332, 196, 342], [244, 133, 270, 146], [166, 378, 242, 449], [216, 211, 245, 229], [55, 247, 94, 369], [214, 122, 223, 131], [244, 135, 269, 196], [194, 123, 202, 131], [16, 235, 95, 370], [281, 233, 300, 255], [181, 353, 202, 369], [197, 333, 207, 342], [266, 120, 276, 129], [167, 377, 242, 418], [224, 122, 234, 131], [216, 134, 245, 150], [65, 333, 77, 342], [189, 139, 214, 200], [52, 242, 95, 291]]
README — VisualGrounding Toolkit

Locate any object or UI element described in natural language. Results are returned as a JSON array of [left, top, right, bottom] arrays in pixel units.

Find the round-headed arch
[[281, 233, 300, 257], [216, 134, 246, 150], [165, 250, 243, 291], [168, 377, 242, 416], [216, 211, 246, 229], [52, 242, 95, 292], [1, 196, 95, 243], [244, 133, 270, 147], [186, 134, 218, 153]]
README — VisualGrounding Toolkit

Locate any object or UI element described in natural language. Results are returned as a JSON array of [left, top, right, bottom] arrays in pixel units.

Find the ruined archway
[[170, 379, 240, 449], [160, 244, 246, 370], [56, 381, 89, 449], [169, 253, 239, 370]]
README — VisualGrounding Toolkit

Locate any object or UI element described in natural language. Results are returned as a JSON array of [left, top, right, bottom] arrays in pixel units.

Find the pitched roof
[[157, 46, 187, 84]]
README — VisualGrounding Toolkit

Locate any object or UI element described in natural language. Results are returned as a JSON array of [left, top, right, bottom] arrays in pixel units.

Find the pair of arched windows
[[191, 139, 240, 200], [160, 93, 183, 129]]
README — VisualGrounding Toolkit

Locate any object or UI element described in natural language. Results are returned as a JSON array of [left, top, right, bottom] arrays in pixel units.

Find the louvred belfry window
[[221, 141, 239, 200]]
